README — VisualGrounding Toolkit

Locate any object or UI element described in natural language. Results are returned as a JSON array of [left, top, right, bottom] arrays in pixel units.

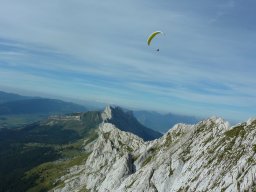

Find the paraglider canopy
[[147, 31, 164, 46]]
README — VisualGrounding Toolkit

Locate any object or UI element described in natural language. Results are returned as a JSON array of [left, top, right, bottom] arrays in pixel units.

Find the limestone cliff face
[[53, 109, 256, 192], [101, 106, 162, 141]]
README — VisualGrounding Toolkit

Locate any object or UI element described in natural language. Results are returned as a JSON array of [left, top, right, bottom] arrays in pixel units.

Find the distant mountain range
[[134, 110, 200, 133], [0, 91, 87, 116], [0, 98, 87, 115], [0, 91, 88, 128], [0, 91, 31, 104], [0, 91, 201, 133]]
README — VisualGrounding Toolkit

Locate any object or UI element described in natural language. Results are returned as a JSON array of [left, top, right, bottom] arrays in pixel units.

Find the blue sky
[[0, 0, 255, 122]]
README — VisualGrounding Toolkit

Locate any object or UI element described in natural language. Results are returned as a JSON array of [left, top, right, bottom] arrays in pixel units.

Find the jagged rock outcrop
[[52, 112, 256, 192], [101, 106, 162, 141], [54, 122, 146, 192]]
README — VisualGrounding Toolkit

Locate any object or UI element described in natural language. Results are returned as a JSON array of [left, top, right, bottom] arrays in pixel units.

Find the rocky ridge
[[102, 106, 162, 141], [52, 107, 256, 192]]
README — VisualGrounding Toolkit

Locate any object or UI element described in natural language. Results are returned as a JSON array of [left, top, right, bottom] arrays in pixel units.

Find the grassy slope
[[0, 111, 102, 192], [23, 139, 94, 192], [0, 114, 48, 129]]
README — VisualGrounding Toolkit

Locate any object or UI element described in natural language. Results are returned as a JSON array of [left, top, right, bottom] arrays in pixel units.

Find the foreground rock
[[53, 115, 256, 192]]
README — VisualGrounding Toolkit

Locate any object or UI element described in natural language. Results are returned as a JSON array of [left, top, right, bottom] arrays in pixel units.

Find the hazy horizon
[[0, 88, 242, 124]]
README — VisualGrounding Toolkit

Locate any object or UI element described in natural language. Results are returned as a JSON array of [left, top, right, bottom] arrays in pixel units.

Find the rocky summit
[[52, 107, 256, 192]]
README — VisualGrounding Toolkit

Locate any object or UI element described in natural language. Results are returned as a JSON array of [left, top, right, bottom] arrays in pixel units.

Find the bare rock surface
[[53, 108, 256, 192]]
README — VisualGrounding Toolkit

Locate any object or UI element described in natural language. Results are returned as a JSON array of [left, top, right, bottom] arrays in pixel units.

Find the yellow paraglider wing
[[147, 31, 163, 46]]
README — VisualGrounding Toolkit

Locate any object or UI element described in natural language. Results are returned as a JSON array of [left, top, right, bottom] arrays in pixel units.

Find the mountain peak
[[101, 106, 134, 120], [101, 105, 113, 121], [246, 117, 256, 126], [101, 106, 162, 141]]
